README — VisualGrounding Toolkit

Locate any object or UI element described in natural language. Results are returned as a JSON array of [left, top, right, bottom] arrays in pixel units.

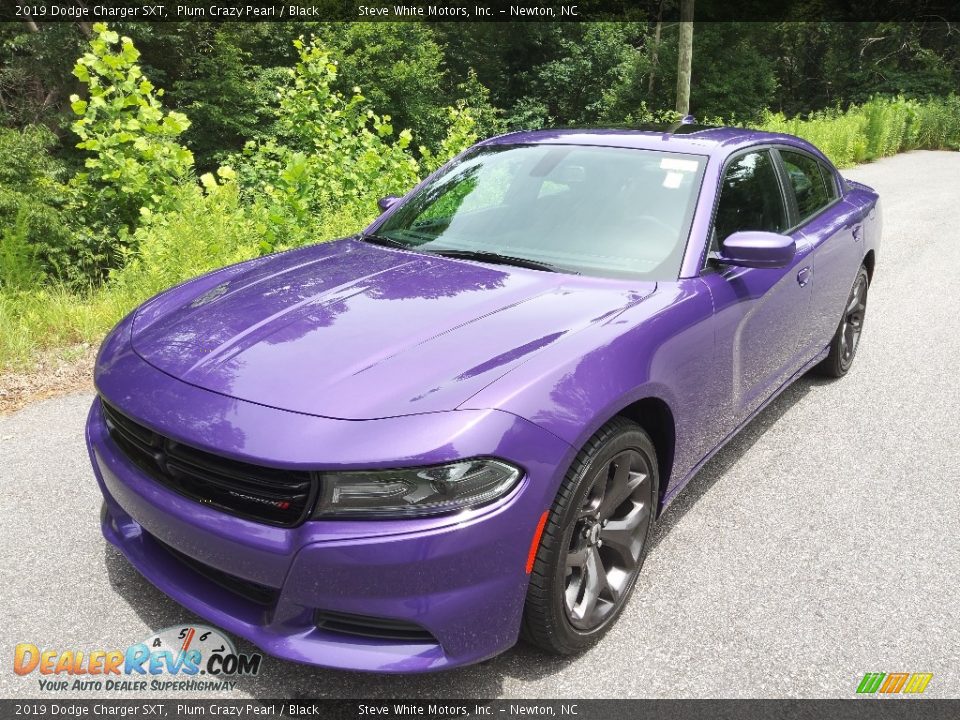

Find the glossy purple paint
[[88, 127, 880, 672], [718, 230, 797, 268]]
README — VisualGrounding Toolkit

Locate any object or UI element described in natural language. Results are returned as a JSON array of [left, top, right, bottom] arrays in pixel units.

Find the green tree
[[69, 24, 194, 235]]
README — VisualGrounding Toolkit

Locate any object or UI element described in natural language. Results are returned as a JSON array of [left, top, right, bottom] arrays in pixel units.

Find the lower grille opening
[[152, 535, 280, 607], [315, 610, 436, 643]]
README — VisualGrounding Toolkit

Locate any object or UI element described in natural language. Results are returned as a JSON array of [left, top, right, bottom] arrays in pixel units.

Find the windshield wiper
[[359, 233, 410, 250], [427, 249, 574, 274]]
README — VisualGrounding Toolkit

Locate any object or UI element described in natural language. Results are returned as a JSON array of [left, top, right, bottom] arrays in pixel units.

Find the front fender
[[461, 279, 720, 491]]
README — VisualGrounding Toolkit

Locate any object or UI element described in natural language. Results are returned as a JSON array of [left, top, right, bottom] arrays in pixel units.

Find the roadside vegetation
[[759, 95, 960, 167], [1, 21, 959, 378]]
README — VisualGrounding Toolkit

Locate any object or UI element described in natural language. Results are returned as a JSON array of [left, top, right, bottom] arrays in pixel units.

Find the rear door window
[[780, 149, 831, 223]]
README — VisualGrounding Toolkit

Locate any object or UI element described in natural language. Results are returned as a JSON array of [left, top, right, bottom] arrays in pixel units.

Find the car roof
[[477, 126, 823, 161]]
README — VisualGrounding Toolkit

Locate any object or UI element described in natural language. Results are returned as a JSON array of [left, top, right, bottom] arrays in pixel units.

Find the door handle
[[852, 225, 863, 241], [797, 266, 811, 287]]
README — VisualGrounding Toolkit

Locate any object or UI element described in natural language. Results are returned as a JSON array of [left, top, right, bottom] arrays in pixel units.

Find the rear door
[[699, 148, 815, 426], [775, 148, 863, 356]]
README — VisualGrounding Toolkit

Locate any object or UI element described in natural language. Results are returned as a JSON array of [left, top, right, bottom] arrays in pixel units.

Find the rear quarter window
[[818, 161, 839, 200]]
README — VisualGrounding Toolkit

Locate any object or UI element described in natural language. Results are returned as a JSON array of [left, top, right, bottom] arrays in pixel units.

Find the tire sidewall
[[839, 267, 870, 373], [822, 265, 870, 377]]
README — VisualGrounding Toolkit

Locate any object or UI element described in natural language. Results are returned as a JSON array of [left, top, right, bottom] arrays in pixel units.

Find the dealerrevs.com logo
[[14, 625, 262, 693]]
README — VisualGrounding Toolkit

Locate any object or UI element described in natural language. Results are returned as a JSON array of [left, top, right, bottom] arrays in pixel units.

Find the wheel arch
[[615, 396, 676, 513]]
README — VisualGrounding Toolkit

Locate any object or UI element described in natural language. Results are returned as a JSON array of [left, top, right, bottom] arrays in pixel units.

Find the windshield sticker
[[663, 171, 684, 188], [659, 158, 700, 172]]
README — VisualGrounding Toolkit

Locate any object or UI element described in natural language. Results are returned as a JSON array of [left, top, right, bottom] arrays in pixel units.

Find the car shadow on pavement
[[646, 373, 831, 553], [103, 373, 833, 699]]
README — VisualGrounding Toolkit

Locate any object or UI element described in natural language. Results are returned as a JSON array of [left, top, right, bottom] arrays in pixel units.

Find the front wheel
[[816, 265, 870, 378], [521, 417, 659, 654]]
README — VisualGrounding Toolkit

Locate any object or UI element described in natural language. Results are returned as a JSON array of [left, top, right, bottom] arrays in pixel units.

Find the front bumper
[[86, 363, 572, 672]]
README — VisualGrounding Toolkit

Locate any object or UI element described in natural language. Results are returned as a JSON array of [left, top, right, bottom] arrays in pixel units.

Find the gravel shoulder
[[0, 345, 95, 415]]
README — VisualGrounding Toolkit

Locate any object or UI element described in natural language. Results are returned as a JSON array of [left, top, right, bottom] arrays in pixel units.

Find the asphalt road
[[2, 150, 959, 700]]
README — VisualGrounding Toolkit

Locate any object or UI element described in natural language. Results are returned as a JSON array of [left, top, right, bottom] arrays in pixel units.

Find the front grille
[[100, 398, 318, 527], [314, 610, 436, 643], [152, 535, 280, 606]]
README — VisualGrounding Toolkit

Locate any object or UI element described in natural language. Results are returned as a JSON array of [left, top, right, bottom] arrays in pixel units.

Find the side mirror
[[717, 231, 796, 269], [377, 195, 400, 214]]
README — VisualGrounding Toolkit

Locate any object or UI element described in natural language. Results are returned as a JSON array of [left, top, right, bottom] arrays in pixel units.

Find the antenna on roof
[[664, 114, 699, 134]]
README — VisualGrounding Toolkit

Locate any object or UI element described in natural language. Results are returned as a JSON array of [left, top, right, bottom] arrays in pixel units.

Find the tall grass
[[758, 95, 960, 168]]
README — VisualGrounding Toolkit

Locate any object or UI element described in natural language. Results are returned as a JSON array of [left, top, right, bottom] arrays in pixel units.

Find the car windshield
[[371, 143, 707, 280]]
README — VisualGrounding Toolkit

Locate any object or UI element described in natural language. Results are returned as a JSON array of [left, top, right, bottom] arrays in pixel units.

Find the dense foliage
[[1, 20, 959, 372]]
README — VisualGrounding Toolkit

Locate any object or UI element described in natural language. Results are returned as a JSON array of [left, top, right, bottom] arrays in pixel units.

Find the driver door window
[[713, 150, 787, 249]]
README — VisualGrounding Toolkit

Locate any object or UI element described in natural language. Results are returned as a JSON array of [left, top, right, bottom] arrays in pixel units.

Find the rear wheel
[[817, 265, 869, 378], [522, 417, 658, 654]]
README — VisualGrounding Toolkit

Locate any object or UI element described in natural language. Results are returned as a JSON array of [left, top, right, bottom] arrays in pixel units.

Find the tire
[[521, 417, 659, 654], [816, 265, 870, 378]]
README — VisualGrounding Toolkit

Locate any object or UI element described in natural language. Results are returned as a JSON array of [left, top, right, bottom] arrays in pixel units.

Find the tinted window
[[819, 161, 838, 200], [713, 151, 787, 245], [375, 144, 707, 280], [780, 150, 830, 222]]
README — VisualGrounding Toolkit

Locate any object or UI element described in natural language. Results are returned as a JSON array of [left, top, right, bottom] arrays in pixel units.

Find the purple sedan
[[88, 126, 880, 672]]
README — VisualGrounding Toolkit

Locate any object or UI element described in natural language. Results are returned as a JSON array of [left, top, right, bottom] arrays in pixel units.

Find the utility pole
[[675, 0, 694, 115]]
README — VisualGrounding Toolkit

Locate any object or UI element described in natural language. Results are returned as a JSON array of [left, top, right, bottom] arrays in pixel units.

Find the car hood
[[131, 238, 656, 419]]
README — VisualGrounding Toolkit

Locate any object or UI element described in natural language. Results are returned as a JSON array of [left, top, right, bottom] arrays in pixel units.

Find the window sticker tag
[[663, 171, 684, 189], [660, 158, 700, 173]]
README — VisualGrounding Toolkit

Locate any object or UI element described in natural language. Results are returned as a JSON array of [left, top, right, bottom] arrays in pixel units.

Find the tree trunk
[[23, 18, 39, 33], [675, 0, 695, 116], [647, 2, 663, 96], [73, 0, 93, 37]]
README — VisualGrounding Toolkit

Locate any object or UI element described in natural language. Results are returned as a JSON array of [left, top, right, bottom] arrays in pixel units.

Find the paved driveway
[[2, 150, 958, 699]]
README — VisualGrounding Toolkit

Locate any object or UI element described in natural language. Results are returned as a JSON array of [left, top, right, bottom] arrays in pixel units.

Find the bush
[[232, 35, 477, 253], [3, 21, 958, 375], [0, 181, 262, 369], [0, 126, 106, 287], [111, 180, 261, 298], [0, 206, 43, 291], [913, 95, 960, 150]]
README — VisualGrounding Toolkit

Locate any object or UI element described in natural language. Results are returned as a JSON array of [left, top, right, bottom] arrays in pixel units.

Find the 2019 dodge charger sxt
[[88, 125, 880, 672]]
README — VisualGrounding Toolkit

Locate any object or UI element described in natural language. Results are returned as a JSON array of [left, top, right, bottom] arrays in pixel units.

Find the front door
[[700, 149, 815, 427]]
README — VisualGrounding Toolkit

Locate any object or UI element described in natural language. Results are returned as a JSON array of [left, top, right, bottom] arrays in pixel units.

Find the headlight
[[311, 458, 522, 518]]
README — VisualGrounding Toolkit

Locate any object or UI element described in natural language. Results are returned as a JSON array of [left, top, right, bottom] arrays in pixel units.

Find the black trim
[[314, 610, 436, 643]]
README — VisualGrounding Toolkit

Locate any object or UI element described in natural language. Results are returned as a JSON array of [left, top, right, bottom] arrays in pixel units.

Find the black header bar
[[4, 0, 960, 23]]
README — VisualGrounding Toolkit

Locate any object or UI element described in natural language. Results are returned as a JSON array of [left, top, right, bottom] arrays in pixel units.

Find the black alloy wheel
[[522, 418, 659, 654]]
